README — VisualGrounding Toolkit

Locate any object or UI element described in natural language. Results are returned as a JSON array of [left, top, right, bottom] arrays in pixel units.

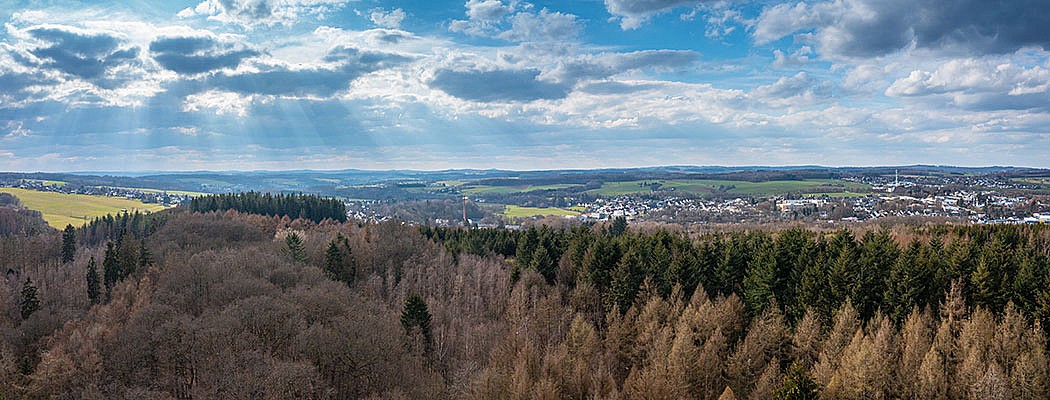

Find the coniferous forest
[[1, 198, 1049, 399]]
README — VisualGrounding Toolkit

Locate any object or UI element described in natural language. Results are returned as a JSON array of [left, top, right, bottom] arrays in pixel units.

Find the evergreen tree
[[61, 224, 76, 263], [716, 234, 748, 296], [530, 245, 556, 283], [971, 257, 1002, 310], [322, 234, 357, 284], [608, 216, 628, 237], [826, 231, 857, 312], [774, 363, 819, 400], [797, 244, 831, 322], [853, 230, 896, 320], [743, 241, 777, 317], [285, 232, 306, 263], [609, 248, 643, 313], [774, 229, 810, 322], [20, 277, 40, 320], [138, 239, 153, 271], [86, 257, 100, 305], [401, 294, 432, 345], [884, 241, 931, 323], [102, 241, 119, 299], [324, 240, 344, 280], [581, 237, 617, 289]]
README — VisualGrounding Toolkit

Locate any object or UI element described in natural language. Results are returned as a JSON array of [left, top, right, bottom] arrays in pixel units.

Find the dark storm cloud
[[150, 35, 260, 75], [545, 50, 700, 85], [755, 0, 1050, 58], [429, 68, 571, 102], [22, 25, 139, 80], [604, 0, 704, 28], [204, 47, 412, 97]]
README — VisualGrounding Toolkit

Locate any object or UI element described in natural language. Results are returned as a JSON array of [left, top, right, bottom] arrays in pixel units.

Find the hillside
[[2, 202, 1048, 398], [0, 188, 169, 228]]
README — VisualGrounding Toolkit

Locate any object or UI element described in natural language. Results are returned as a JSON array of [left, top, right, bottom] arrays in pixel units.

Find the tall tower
[[895, 169, 899, 187], [463, 196, 468, 226]]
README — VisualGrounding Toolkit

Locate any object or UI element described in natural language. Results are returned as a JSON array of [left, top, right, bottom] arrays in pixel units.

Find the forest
[[1, 196, 1049, 398]]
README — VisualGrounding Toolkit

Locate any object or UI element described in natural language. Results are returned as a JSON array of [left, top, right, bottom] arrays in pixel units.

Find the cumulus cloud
[[466, 0, 512, 22], [498, 9, 580, 42], [15, 24, 140, 81], [429, 68, 571, 102], [544, 50, 700, 83], [772, 47, 811, 69], [179, 0, 349, 27], [451, 1, 581, 43], [204, 46, 412, 98], [370, 8, 406, 29], [182, 90, 254, 116], [753, 0, 1050, 59], [885, 58, 1050, 110], [604, 0, 724, 30], [150, 33, 259, 74], [753, 72, 831, 106]]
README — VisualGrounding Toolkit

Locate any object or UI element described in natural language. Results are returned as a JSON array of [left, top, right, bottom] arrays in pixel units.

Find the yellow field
[[0, 188, 170, 228], [502, 205, 580, 218]]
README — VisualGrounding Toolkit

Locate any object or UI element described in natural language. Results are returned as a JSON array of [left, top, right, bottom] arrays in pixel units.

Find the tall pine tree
[[61, 224, 76, 263], [86, 257, 100, 305], [285, 232, 306, 263], [743, 241, 777, 317], [401, 294, 432, 346], [102, 241, 119, 299], [20, 277, 40, 320]]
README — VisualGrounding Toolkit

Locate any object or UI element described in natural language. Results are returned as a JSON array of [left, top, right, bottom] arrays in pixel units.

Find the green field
[[1015, 178, 1050, 187], [21, 179, 67, 187], [99, 186, 207, 197], [0, 188, 170, 228], [803, 192, 871, 198], [587, 179, 870, 197], [502, 205, 581, 218], [463, 183, 582, 195]]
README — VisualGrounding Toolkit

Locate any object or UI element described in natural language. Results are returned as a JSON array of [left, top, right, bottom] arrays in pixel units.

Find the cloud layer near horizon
[[0, 0, 1047, 171]]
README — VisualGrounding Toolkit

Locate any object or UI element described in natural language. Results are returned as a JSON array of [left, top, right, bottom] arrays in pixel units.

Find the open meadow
[[0, 188, 169, 228]]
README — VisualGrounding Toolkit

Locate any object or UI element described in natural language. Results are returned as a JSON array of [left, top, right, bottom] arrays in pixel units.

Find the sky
[[0, 0, 1048, 171]]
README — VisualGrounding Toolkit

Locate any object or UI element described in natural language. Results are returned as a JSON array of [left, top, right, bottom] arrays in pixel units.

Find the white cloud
[[772, 46, 811, 68], [498, 9, 580, 42], [182, 90, 256, 116], [180, 0, 350, 28], [604, 0, 704, 30], [370, 8, 406, 29], [885, 57, 1050, 110]]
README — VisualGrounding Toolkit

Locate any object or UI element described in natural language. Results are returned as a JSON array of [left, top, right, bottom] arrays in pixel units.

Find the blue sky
[[0, 0, 1048, 171]]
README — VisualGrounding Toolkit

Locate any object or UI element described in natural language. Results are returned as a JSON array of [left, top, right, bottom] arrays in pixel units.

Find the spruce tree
[[138, 239, 153, 271], [401, 294, 432, 345], [322, 234, 356, 284], [324, 240, 343, 280], [853, 230, 895, 320], [774, 363, 819, 400], [86, 257, 100, 305], [530, 245, 556, 283], [20, 277, 40, 320], [285, 232, 306, 263], [61, 224, 76, 263], [102, 241, 119, 299], [743, 242, 777, 317], [608, 216, 628, 237], [609, 249, 643, 313]]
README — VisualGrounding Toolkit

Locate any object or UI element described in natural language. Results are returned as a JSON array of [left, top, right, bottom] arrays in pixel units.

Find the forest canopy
[[0, 196, 1048, 399]]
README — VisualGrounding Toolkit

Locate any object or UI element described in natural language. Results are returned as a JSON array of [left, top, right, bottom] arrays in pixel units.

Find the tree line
[[425, 221, 1050, 327], [190, 191, 347, 223], [3, 206, 1049, 398]]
